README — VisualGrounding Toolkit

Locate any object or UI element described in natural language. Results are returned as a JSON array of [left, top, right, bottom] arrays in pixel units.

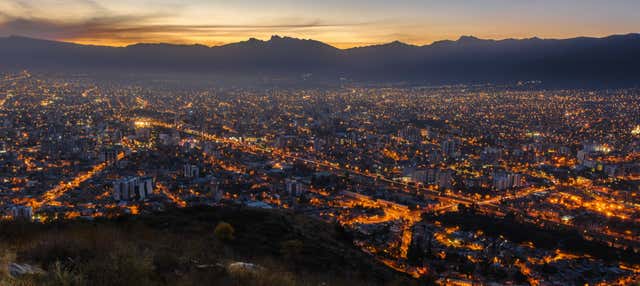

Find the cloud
[[0, 10, 372, 46], [0, 0, 387, 47], [1, 14, 158, 37], [0, 0, 382, 47]]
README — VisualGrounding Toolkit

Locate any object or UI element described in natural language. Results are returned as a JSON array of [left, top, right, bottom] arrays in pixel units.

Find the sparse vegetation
[[0, 206, 417, 286]]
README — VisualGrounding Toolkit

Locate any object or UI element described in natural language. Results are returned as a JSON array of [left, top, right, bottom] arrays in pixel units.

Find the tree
[[214, 222, 235, 242]]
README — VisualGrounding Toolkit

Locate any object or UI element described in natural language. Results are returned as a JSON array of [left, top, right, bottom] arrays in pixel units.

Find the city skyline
[[1, 0, 639, 48]]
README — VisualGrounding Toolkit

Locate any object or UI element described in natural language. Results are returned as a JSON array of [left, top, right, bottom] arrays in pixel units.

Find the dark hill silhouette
[[1, 33, 639, 85]]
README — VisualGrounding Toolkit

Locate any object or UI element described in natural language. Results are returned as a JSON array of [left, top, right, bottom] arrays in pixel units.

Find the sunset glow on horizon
[[1, 0, 639, 48]]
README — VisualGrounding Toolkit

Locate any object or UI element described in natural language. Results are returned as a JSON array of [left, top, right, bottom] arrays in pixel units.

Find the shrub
[[47, 261, 84, 286], [214, 222, 235, 242]]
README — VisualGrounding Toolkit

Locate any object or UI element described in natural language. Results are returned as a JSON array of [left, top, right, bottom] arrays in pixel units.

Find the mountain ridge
[[6, 33, 639, 50], [1, 33, 640, 85]]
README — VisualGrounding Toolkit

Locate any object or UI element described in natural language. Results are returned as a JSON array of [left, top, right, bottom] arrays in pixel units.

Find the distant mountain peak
[[267, 35, 311, 42], [387, 40, 413, 47], [270, 35, 284, 41], [457, 35, 486, 43], [347, 40, 416, 51], [262, 35, 338, 50], [267, 35, 321, 43]]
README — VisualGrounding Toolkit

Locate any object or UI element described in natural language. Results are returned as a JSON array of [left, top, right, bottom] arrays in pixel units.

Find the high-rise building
[[10, 205, 33, 221], [285, 178, 309, 197], [493, 173, 525, 191], [113, 176, 154, 201], [101, 148, 118, 163], [184, 164, 200, 178], [436, 170, 453, 190], [441, 138, 460, 158]]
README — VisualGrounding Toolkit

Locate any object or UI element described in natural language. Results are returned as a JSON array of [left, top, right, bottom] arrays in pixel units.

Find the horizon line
[[4, 32, 640, 50]]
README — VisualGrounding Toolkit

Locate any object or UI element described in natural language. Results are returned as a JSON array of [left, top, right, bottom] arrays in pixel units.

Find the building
[[158, 133, 173, 146], [410, 169, 428, 184], [437, 169, 454, 190], [10, 205, 33, 221], [100, 148, 118, 163], [285, 178, 309, 197], [184, 164, 200, 178], [441, 138, 460, 158], [493, 173, 525, 191], [113, 176, 154, 201], [398, 126, 421, 143], [208, 177, 223, 202]]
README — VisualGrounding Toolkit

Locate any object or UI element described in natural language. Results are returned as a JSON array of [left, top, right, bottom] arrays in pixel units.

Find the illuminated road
[[477, 186, 551, 206], [32, 152, 125, 209], [156, 182, 187, 207]]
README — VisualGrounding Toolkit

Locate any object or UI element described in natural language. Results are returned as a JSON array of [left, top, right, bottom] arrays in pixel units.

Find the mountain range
[[1, 33, 640, 85]]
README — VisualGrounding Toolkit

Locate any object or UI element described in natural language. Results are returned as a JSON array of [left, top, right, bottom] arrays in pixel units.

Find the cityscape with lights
[[2, 1, 640, 285], [0, 70, 639, 285]]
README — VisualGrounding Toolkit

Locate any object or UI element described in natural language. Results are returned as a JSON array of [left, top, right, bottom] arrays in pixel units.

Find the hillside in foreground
[[0, 206, 419, 286]]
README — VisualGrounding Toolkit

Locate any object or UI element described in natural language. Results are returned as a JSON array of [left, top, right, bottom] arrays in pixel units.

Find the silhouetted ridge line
[[1, 33, 639, 85]]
